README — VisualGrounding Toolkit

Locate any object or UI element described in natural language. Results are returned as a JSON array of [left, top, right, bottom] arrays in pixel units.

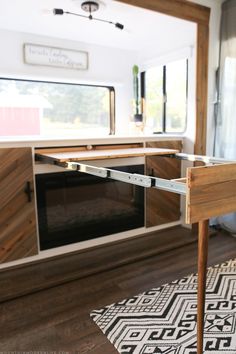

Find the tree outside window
[[144, 58, 188, 133]]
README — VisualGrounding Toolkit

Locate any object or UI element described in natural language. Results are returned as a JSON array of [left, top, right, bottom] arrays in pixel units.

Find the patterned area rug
[[91, 259, 236, 353]]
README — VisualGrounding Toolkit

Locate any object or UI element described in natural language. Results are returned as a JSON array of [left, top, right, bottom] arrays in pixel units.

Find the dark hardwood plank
[[0, 226, 196, 303], [0, 228, 235, 352]]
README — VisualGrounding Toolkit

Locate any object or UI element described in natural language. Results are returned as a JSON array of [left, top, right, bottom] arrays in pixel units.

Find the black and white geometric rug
[[91, 259, 236, 353]]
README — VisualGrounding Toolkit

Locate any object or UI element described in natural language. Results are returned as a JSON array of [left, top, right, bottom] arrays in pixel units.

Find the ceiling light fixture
[[53, 1, 124, 30]]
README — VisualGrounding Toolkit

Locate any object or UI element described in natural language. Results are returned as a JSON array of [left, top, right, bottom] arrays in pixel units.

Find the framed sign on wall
[[24, 43, 88, 70]]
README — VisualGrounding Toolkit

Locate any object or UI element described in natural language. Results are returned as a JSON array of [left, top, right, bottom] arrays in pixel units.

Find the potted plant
[[132, 64, 143, 123]]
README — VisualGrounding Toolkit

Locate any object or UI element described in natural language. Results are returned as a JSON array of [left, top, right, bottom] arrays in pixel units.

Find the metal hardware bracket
[[59, 161, 186, 195], [173, 153, 236, 165], [42, 151, 236, 196], [66, 161, 107, 178], [154, 177, 186, 195]]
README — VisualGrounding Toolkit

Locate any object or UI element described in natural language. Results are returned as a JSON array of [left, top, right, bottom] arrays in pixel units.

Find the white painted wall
[[0, 0, 223, 148], [0, 28, 138, 135]]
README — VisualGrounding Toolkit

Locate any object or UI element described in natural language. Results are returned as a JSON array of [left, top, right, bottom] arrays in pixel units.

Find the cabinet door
[[145, 140, 182, 227], [0, 148, 38, 263]]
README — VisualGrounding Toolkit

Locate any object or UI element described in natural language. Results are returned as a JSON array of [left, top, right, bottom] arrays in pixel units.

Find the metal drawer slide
[[62, 161, 187, 195], [37, 151, 236, 197]]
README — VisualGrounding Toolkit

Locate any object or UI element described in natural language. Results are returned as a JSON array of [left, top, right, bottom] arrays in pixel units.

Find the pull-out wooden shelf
[[35, 146, 236, 354], [36, 146, 179, 163], [36, 147, 236, 225]]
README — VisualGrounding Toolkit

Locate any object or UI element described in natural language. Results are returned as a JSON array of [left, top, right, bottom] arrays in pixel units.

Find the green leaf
[[132, 65, 139, 76]]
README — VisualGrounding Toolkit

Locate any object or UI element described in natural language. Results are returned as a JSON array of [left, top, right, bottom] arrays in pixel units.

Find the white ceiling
[[0, 0, 196, 54]]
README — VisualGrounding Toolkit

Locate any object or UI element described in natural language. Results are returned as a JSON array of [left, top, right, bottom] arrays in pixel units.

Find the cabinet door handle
[[150, 168, 154, 177], [24, 181, 33, 202]]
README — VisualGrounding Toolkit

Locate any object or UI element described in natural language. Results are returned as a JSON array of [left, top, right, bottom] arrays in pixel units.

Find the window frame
[[141, 58, 188, 134], [0, 77, 116, 138]]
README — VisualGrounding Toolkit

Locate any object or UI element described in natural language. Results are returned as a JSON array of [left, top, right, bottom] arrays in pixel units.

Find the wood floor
[[0, 228, 235, 353]]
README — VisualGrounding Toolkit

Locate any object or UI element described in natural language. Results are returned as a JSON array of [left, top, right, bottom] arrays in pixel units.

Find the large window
[[0, 78, 115, 138], [144, 59, 188, 133]]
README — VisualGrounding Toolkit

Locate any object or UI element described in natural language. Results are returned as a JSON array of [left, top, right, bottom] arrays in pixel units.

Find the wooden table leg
[[197, 219, 209, 354]]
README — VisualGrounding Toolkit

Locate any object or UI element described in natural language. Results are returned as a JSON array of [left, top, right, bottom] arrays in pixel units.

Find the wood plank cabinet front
[[0, 148, 38, 263], [145, 140, 182, 227]]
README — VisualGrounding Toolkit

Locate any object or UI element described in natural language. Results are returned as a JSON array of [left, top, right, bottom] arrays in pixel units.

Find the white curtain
[[214, 0, 236, 232]]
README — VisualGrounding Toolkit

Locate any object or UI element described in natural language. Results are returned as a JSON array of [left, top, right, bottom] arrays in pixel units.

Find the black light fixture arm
[[59, 10, 93, 20], [53, 8, 124, 30]]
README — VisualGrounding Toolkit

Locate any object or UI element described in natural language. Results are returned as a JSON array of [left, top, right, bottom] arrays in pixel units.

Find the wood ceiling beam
[[116, 0, 210, 25]]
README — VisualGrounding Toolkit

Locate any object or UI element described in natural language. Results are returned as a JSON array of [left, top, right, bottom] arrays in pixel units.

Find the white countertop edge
[[0, 134, 184, 148]]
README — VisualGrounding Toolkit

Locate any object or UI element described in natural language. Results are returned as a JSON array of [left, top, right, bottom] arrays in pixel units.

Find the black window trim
[[141, 58, 188, 134], [0, 76, 116, 136]]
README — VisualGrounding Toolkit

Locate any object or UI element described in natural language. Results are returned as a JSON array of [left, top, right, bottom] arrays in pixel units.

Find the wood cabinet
[[0, 142, 182, 264], [145, 140, 182, 227], [0, 148, 38, 263]]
